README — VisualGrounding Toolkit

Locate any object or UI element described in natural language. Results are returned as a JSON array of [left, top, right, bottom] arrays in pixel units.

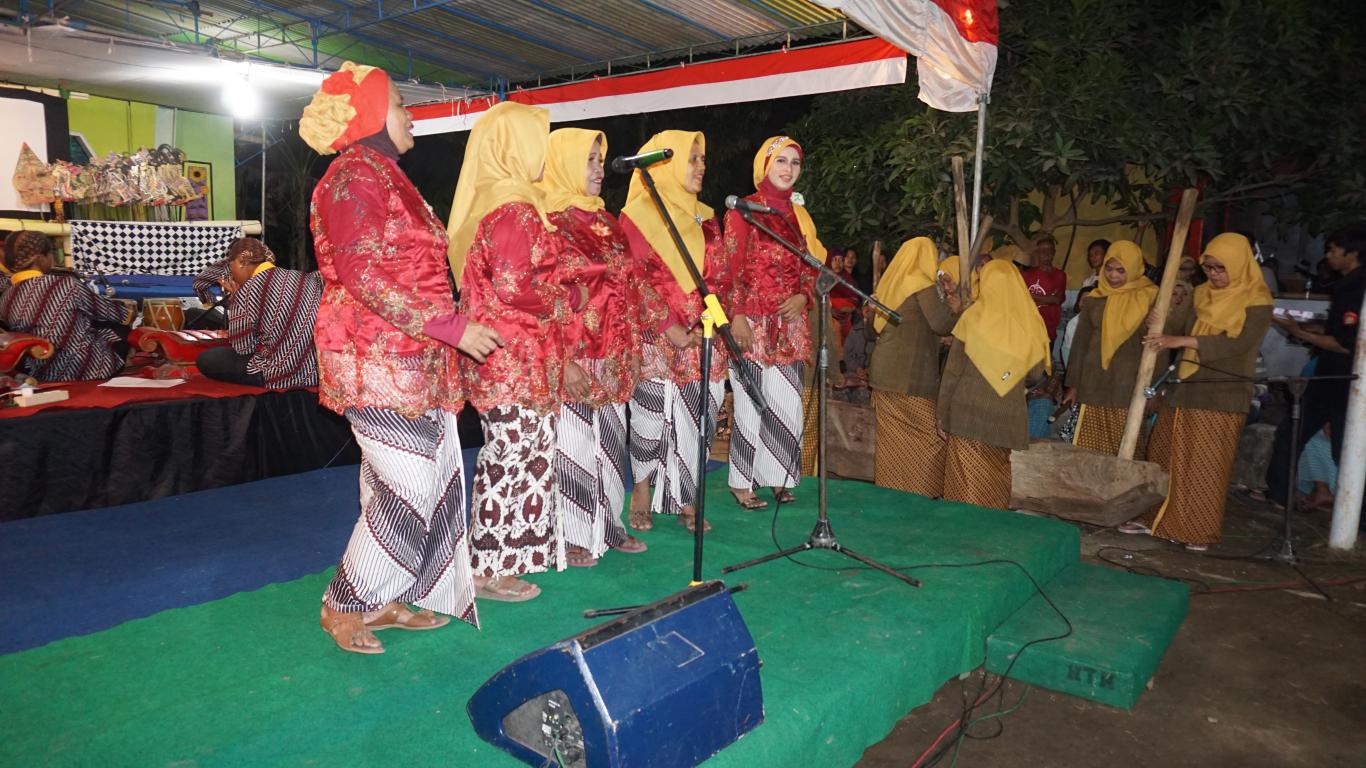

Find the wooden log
[[1117, 188, 1199, 459], [1011, 442, 1168, 527]]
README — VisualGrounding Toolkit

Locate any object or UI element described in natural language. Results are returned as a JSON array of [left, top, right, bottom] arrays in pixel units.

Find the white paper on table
[[98, 377, 186, 388]]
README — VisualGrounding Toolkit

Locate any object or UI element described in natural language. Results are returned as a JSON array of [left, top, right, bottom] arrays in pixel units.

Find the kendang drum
[[142, 298, 185, 331]]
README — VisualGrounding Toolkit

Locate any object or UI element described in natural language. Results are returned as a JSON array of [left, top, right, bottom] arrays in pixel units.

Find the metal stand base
[[722, 518, 921, 586]]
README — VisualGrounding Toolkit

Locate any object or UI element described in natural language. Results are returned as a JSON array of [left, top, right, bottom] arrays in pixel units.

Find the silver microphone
[[1145, 364, 1178, 398], [724, 195, 778, 215]]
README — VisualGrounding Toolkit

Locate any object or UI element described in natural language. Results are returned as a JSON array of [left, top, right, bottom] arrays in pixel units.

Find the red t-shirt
[[1021, 266, 1066, 340]]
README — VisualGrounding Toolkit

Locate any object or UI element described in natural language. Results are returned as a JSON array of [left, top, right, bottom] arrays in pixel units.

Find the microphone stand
[[1158, 372, 1356, 567], [720, 207, 920, 588], [631, 166, 765, 587]]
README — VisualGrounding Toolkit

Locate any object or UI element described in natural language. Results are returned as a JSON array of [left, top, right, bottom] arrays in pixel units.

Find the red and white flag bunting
[[816, 0, 998, 112], [411, 39, 906, 136]]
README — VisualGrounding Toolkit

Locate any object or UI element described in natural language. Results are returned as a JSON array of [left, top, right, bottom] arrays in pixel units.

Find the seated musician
[[0, 231, 132, 381], [196, 238, 323, 389], [188, 256, 230, 329]]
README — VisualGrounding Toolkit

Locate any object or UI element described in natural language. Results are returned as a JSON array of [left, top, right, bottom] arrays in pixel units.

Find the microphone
[[610, 148, 673, 174], [1145, 364, 1178, 398], [724, 195, 778, 215]]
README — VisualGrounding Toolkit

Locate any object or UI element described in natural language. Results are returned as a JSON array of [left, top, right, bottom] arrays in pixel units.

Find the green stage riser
[[985, 562, 1190, 710], [0, 477, 1081, 767]]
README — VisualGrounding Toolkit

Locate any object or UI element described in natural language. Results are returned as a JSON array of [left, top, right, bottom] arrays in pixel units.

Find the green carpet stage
[[1, 476, 1085, 767]]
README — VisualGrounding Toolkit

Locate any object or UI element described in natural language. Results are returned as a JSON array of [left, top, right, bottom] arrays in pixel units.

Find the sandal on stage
[[628, 493, 653, 531], [729, 488, 769, 511], [476, 575, 542, 603], [1117, 521, 1152, 535], [772, 488, 796, 505], [566, 546, 598, 568], [680, 510, 712, 534], [320, 607, 384, 655], [366, 602, 449, 631], [616, 535, 648, 554]]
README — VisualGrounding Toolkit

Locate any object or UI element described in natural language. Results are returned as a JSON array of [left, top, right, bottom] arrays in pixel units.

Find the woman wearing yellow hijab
[[724, 135, 826, 509], [1126, 233, 1273, 550], [867, 238, 962, 497], [452, 101, 591, 601], [537, 127, 647, 565], [619, 130, 729, 534], [1060, 240, 1159, 455], [937, 258, 1052, 509]]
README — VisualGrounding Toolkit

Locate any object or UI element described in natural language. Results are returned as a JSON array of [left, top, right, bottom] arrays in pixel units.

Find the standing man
[[1021, 236, 1068, 342], [1265, 225, 1364, 509]]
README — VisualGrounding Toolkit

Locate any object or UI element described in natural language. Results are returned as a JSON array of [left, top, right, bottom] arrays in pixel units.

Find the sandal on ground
[[365, 602, 449, 631], [320, 607, 384, 655], [729, 488, 769, 510], [616, 535, 648, 554], [680, 510, 712, 534], [1184, 543, 1209, 552], [628, 494, 654, 531], [566, 546, 598, 568], [772, 488, 796, 504], [476, 575, 542, 602], [1117, 521, 1152, 535]]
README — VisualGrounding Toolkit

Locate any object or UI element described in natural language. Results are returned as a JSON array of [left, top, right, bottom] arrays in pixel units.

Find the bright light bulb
[[222, 77, 260, 119]]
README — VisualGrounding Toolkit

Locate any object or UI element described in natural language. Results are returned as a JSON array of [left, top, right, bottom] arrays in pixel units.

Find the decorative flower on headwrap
[[299, 62, 391, 155]]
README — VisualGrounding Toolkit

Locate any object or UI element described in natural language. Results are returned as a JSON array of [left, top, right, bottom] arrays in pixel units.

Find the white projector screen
[[0, 96, 51, 214]]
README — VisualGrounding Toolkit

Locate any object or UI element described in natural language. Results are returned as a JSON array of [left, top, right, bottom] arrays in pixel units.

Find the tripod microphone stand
[[1160, 372, 1356, 564], [720, 208, 920, 588]]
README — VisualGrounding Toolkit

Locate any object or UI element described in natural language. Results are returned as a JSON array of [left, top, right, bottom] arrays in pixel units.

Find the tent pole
[[1329, 288, 1366, 549], [969, 93, 987, 244], [260, 120, 267, 237]]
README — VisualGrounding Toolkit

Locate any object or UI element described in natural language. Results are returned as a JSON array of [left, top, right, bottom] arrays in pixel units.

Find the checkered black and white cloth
[[70, 220, 244, 276]]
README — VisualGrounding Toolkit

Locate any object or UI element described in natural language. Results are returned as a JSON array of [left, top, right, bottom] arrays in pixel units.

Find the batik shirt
[[550, 207, 640, 406], [228, 266, 324, 390], [459, 202, 577, 415], [0, 272, 127, 381], [620, 214, 731, 386], [723, 191, 819, 368], [310, 144, 465, 418]]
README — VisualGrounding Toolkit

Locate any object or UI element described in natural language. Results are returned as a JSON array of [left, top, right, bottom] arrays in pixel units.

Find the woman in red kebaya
[[538, 127, 648, 566], [447, 101, 587, 602], [725, 136, 826, 509], [302, 63, 502, 654], [620, 130, 732, 534]]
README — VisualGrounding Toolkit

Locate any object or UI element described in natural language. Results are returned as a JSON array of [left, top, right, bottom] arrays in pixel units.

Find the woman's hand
[[945, 289, 963, 314], [1143, 333, 1195, 351], [563, 361, 592, 401], [731, 314, 754, 353], [778, 294, 807, 323], [1059, 387, 1078, 408], [457, 322, 505, 362], [664, 324, 700, 349]]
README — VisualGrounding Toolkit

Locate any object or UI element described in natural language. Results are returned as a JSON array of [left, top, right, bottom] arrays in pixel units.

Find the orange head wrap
[[299, 62, 391, 155]]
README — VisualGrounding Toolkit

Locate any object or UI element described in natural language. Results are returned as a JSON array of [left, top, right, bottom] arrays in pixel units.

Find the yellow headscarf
[[620, 130, 713, 293], [751, 135, 827, 264], [952, 259, 1052, 396], [1090, 240, 1158, 370], [1178, 232, 1274, 377], [446, 101, 555, 285], [937, 256, 962, 285], [536, 128, 606, 214], [872, 237, 938, 332]]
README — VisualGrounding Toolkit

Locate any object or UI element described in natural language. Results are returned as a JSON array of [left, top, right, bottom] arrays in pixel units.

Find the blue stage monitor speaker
[[467, 580, 764, 768]]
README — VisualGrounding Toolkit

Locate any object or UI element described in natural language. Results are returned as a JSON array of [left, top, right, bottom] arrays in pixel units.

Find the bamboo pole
[[871, 239, 885, 288], [0, 218, 263, 260], [952, 156, 972, 302], [1116, 188, 1199, 459]]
